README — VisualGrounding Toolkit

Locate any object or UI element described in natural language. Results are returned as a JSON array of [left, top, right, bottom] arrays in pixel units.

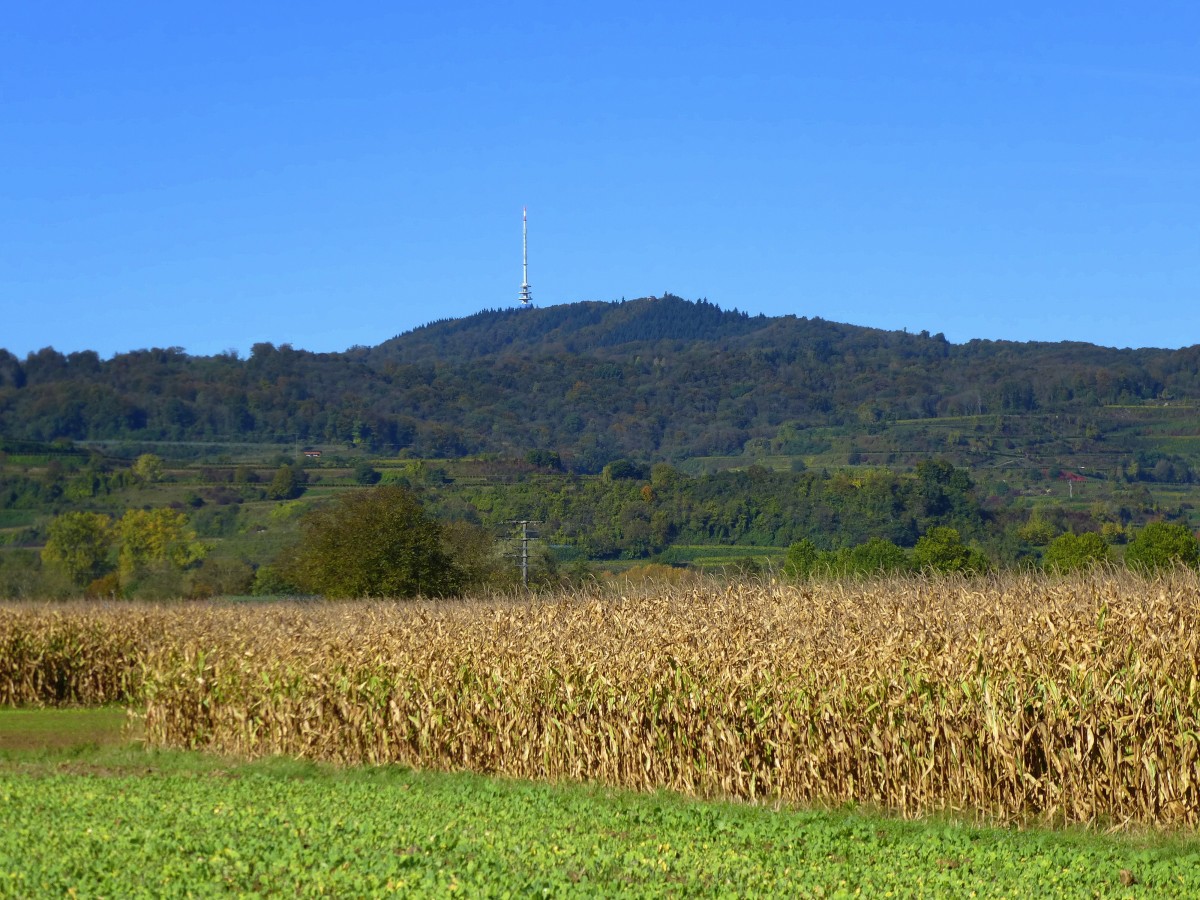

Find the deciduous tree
[[267, 464, 303, 500], [1043, 532, 1111, 573], [1125, 522, 1200, 573], [41, 511, 114, 586], [117, 508, 208, 582], [132, 453, 164, 484], [841, 537, 910, 577], [913, 526, 989, 575], [281, 485, 464, 597], [783, 538, 820, 579]]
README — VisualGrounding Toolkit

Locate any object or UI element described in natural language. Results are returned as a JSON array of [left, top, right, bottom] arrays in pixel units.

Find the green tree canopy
[[1124, 522, 1200, 573], [440, 519, 513, 591], [912, 526, 989, 575], [783, 538, 820, 579], [352, 461, 382, 485], [839, 537, 910, 577], [1043, 531, 1112, 573], [524, 449, 562, 470], [1017, 511, 1058, 546], [267, 464, 303, 500], [117, 507, 208, 582], [281, 485, 464, 598], [41, 511, 114, 586], [786, 536, 910, 579], [132, 453, 164, 484]]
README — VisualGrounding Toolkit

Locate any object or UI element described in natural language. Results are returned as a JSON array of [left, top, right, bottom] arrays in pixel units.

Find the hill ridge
[[1, 295, 1199, 470]]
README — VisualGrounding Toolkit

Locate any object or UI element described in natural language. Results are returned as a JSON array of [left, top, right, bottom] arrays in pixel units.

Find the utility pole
[[509, 519, 539, 588], [520, 520, 530, 587]]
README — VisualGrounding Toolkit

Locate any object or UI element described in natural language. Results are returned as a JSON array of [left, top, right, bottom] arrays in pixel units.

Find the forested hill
[[367, 296, 772, 363], [2, 295, 1199, 469]]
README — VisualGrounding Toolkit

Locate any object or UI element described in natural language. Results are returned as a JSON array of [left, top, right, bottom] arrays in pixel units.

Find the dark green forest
[[3, 295, 1199, 469]]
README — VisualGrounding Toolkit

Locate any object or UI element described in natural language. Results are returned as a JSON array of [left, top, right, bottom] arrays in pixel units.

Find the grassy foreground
[[0, 706, 128, 751], [1, 712, 1199, 897]]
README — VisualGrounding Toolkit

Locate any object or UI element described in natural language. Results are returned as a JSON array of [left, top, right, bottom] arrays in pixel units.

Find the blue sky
[[2, 2, 1197, 359]]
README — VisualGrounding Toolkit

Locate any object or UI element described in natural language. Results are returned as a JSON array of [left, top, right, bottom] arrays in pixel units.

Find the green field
[[1, 710, 1198, 896], [656, 544, 787, 570], [0, 707, 129, 751], [0, 511, 37, 530]]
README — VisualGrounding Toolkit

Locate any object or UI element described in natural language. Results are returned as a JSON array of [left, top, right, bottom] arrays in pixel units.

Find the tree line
[[30, 487, 1200, 598], [26, 475, 1200, 600], [3, 297, 1200, 467]]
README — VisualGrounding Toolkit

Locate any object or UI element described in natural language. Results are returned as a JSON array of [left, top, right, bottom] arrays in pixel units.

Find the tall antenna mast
[[518, 206, 532, 305]]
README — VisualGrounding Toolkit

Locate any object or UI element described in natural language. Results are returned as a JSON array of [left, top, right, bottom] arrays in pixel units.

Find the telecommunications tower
[[518, 206, 532, 305]]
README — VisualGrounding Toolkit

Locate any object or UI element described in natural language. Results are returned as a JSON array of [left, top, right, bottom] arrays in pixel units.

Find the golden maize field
[[4, 569, 1200, 828]]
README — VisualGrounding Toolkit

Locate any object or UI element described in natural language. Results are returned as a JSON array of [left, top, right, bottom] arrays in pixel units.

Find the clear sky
[[3, 2, 1198, 359]]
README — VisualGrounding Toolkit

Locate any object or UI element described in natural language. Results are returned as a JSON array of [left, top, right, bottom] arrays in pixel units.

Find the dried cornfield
[[0, 602, 150, 706], [4, 570, 1200, 827]]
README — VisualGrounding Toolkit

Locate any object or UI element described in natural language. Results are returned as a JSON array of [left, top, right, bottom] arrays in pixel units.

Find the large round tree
[[283, 485, 464, 598], [1124, 521, 1200, 573], [41, 511, 114, 587]]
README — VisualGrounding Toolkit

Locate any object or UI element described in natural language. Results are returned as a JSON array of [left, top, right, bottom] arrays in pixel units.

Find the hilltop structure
[[518, 207, 532, 306]]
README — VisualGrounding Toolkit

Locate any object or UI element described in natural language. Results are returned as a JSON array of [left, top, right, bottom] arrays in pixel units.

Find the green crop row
[[2, 754, 1198, 897]]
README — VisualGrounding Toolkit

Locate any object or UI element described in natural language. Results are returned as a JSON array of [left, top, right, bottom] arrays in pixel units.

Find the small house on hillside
[[303, 449, 322, 459]]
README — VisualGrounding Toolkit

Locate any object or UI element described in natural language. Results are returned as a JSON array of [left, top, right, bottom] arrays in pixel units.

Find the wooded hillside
[[2, 295, 1198, 471]]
